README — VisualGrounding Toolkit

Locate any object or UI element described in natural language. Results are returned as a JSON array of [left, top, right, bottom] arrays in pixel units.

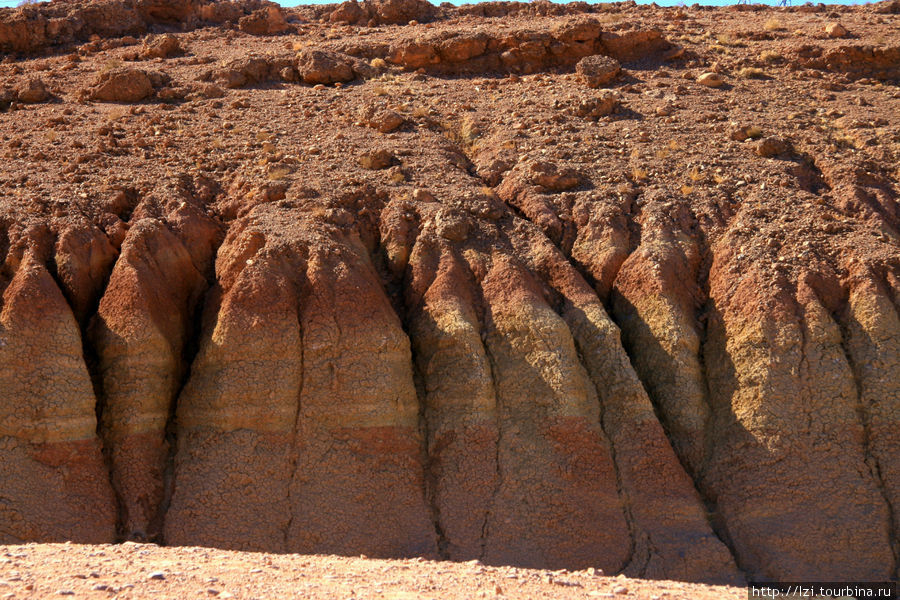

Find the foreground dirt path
[[0, 543, 744, 600]]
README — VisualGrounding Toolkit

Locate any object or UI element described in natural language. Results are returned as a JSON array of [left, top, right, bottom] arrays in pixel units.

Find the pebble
[[824, 22, 849, 38], [368, 110, 405, 133], [412, 188, 436, 203], [358, 149, 395, 170], [729, 124, 762, 141], [756, 136, 790, 158], [614, 585, 629, 595], [148, 571, 166, 580], [697, 72, 725, 88]]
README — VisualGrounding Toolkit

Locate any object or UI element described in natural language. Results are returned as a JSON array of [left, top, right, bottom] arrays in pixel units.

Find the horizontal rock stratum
[[0, 0, 898, 586]]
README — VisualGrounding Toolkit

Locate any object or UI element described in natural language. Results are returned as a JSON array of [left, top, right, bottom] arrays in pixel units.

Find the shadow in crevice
[[607, 290, 749, 579]]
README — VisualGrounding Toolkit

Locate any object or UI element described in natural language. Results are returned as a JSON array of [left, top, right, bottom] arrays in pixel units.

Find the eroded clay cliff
[[0, 0, 898, 585]]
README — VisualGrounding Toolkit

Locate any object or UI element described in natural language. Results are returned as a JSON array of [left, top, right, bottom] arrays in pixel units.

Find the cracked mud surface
[[0, 0, 898, 588]]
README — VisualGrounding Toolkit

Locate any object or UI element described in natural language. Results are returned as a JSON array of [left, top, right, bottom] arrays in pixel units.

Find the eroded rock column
[[0, 250, 115, 543]]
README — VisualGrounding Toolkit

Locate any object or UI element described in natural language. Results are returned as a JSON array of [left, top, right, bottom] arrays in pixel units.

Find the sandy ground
[[0, 543, 746, 599]]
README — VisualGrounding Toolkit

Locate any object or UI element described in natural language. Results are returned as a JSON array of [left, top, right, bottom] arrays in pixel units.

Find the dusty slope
[[0, 0, 898, 585]]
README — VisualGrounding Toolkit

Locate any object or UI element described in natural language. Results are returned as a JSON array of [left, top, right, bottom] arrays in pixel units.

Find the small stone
[[358, 149, 395, 170], [364, 109, 405, 133], [824, 22, 849, 38], [574, 90, 619, 119], [148, 571, 166, 580], [436, 211, 468, 241], [156, 86, 186, 102], [529, 161, 583, 192], [576, 54, 622, 88], [200, 83, 225, 99], [141, 34, 182, 59], [56, 592, 74, 597], [655, 103, 673, 117], [412, 188, 436, 203], [387, 165, 407, 183], [756, 136, 790, 158], [613, 585, 629, 595], [697, 72, 725, 88], [279, 67, 297, 82], [730, 124, 762, 141]]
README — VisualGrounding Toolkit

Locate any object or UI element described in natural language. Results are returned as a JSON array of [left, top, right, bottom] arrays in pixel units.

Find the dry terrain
[[0, 0, 898, 592], [0, 542, 746, 599]]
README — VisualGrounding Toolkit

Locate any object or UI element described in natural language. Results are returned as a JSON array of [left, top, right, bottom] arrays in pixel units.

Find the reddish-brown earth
[[0, 0, 898, 589]]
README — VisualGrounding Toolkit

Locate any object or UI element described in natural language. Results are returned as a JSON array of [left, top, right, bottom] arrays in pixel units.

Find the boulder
[[238, 5, 292, 36], [16, 76, 49, 104], [297, 49, 355, 85], [87, 68, 156, 102]]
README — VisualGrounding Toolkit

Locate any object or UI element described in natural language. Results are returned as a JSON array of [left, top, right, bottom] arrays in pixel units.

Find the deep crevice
[[42, 204, 229, 543], [690, 236, 747, 573], [152, 276, 216, 545], [369, 223, 449, 558], [476, 330, 504, 564], [568, 336, 639, 574], [468, 277, 504, 564], [410, 354, 449, 560], [602, 230, 747, 578], [692, 302, 746, 576], [283, 294, 305, 552], [394, 260, 451, 559]]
